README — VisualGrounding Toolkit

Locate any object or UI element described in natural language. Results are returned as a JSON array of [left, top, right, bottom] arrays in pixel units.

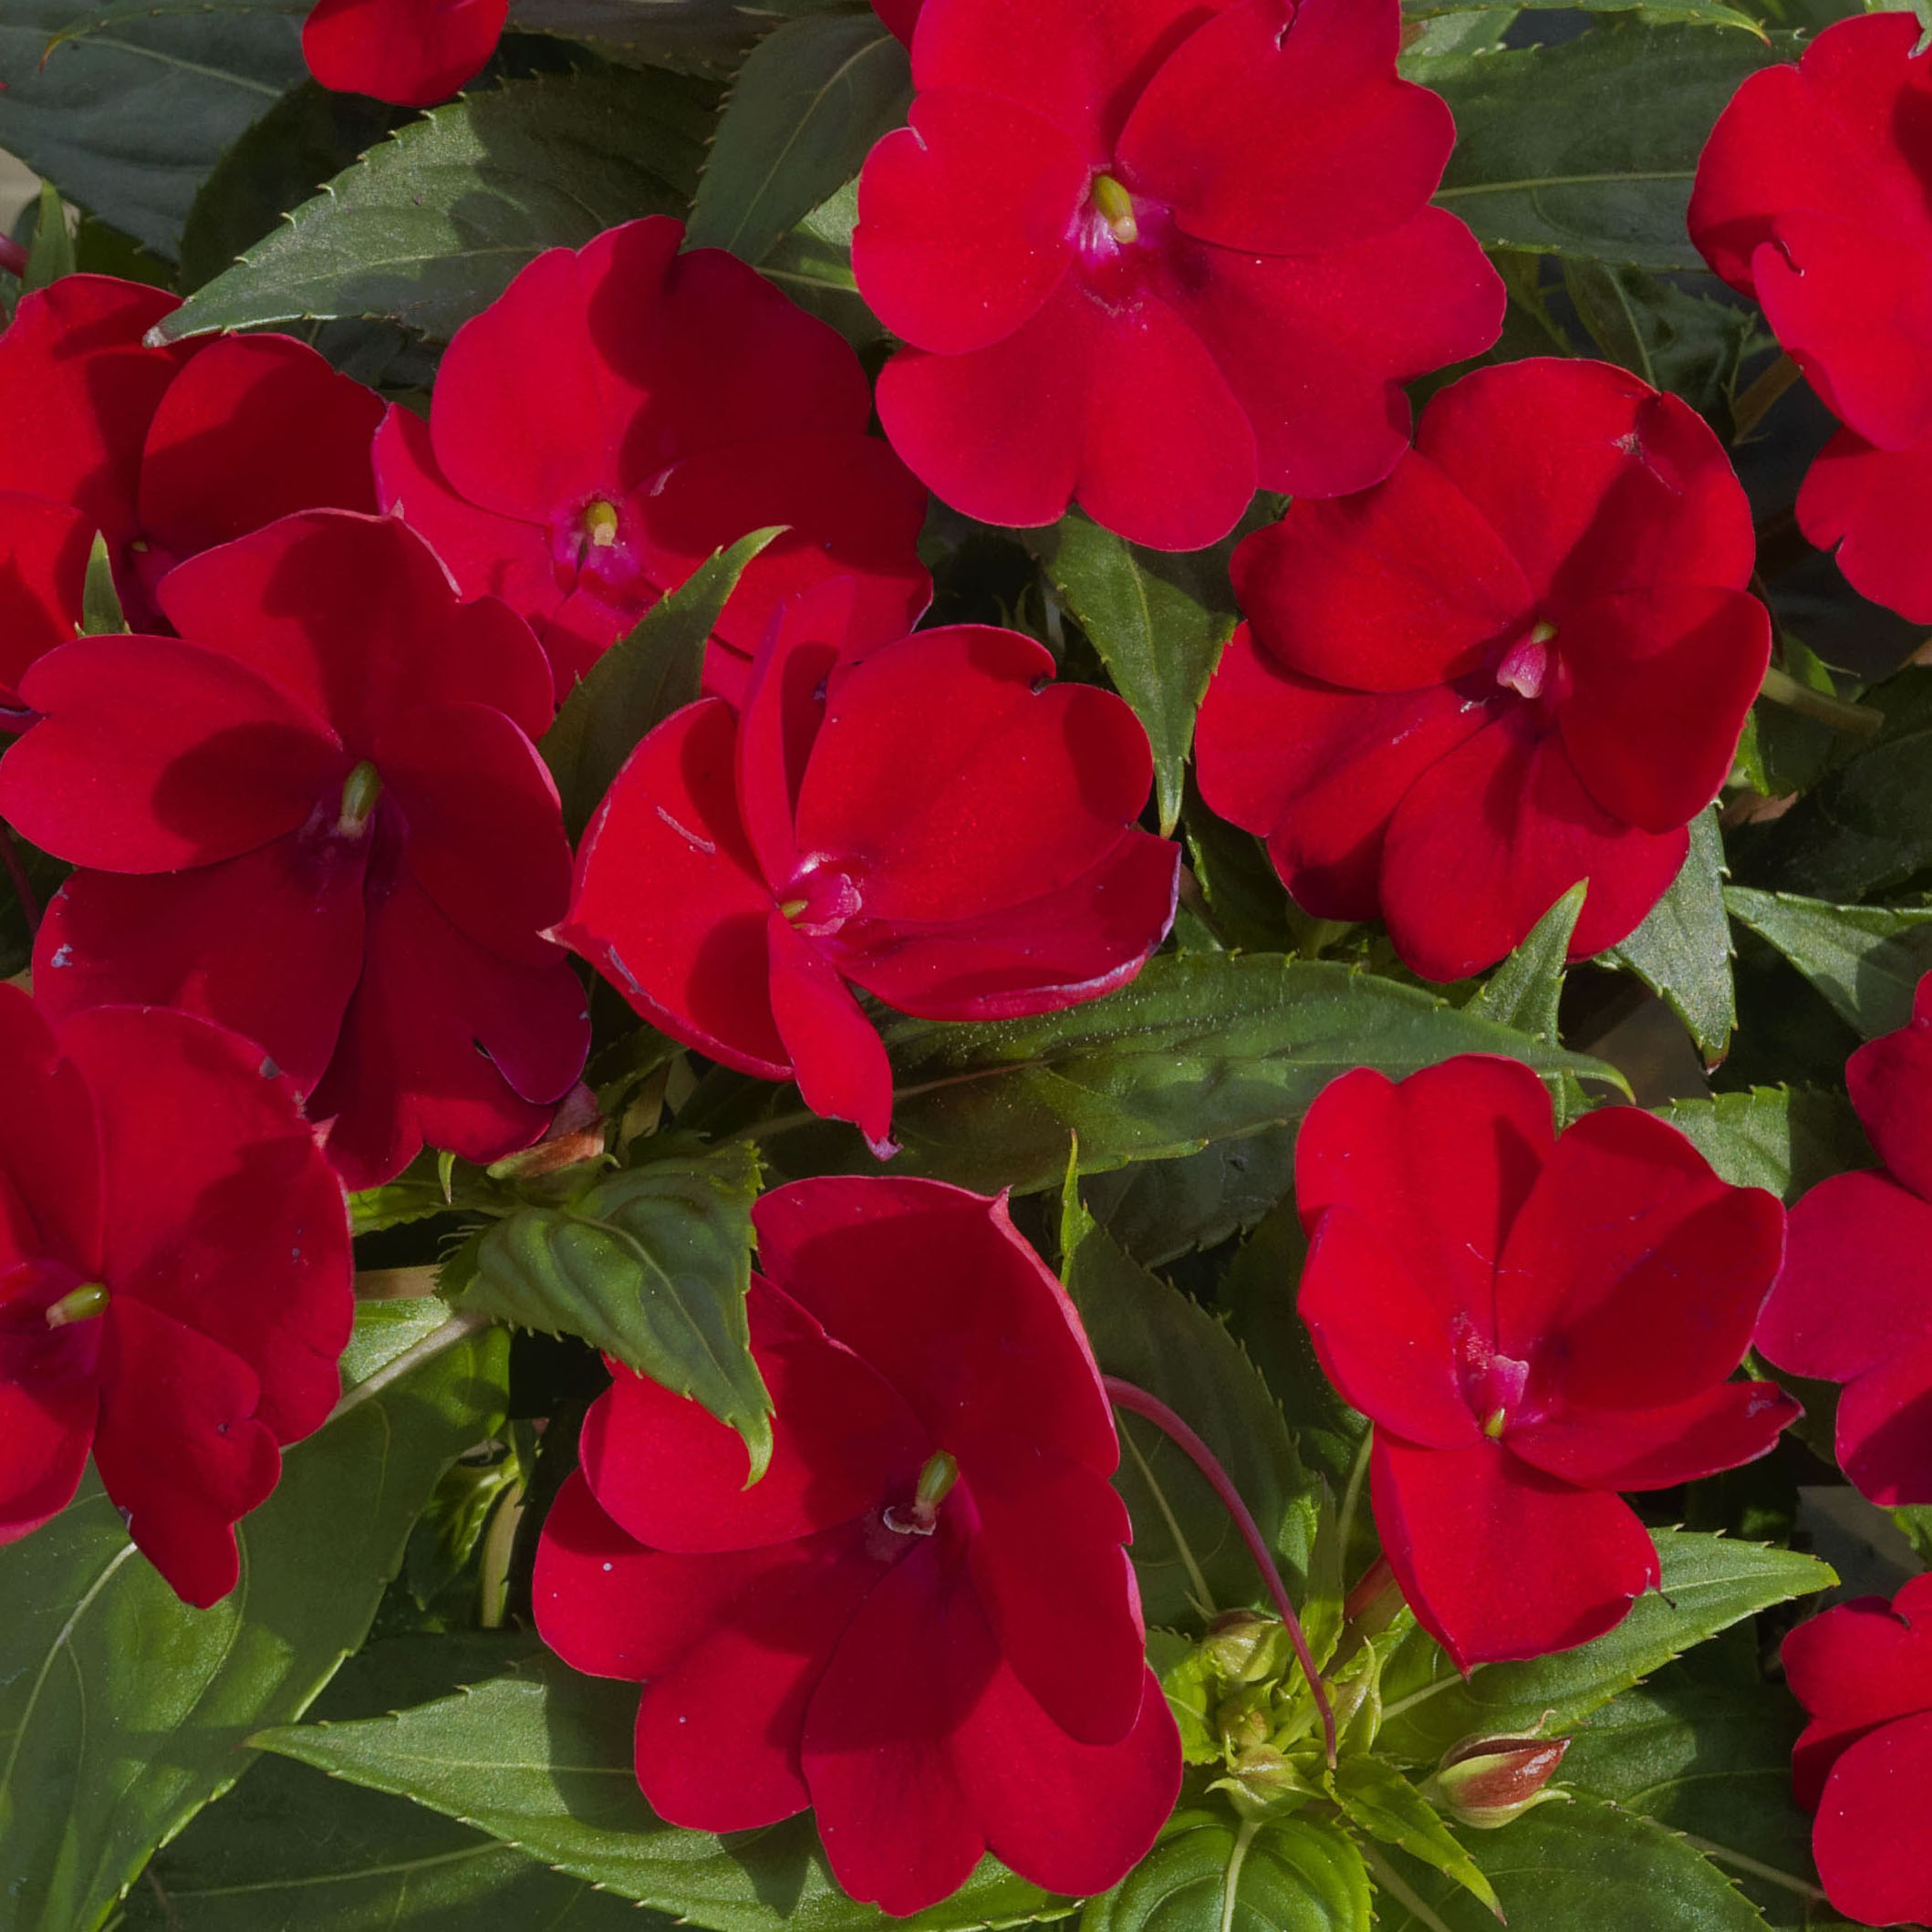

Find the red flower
[[1783, 1577, 1932, 1927], [558, 583, 1179, 1154], [1756, 972, 1932, 1505], [373, 217, 932, 706], [1296, 1056, 1795, 1670], [1690, 12, 1932, 622], [851, 0, 1501, 551], [534, 1176, 1181, 1915], [0, 510, 589, 1190], [0, 275, 384, 703], [872, 0, 921, 45], [303, 0, 506, 107], [0, 984, 353, 1606], [1196, 358, 1771, 982]]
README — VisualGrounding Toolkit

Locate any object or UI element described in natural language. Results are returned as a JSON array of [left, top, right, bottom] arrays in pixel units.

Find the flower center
[[582, 498, 621, 553], [884, 1449, 959, 1537], [1090, 171, 1139, 244], [779, 859, 863, 938], [45, 1282, 109, 1329], [337, 759, 383, 837], [1495, 619, 1558, 701]]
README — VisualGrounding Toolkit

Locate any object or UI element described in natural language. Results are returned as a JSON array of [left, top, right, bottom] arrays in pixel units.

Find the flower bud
[[1428, 1734, 1570, 1829], [1216, 1685, 1272, 1751], [1217, 1744, 1317, 1820], [488, 1084, 607, 1180], [1203, 1609, 1282, 1684]]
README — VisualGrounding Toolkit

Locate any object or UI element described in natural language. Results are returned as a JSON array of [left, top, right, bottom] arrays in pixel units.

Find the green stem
[[1359, 1842, 1461, 1932], [1760, 663, 1883, 737], [1674, 1834, 1829, 1903], [1730, 352, 1802, 443]]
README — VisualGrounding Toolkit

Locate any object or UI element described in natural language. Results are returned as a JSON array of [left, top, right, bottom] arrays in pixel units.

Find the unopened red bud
[[1428, 1735, 1570, 1829], [488, 1084, 608, 1180]]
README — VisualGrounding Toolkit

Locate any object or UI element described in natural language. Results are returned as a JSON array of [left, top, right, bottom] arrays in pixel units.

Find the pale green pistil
[[46, 1283, 109, 1328], [1091, 172, 1138, 244], [338, 760, 383, 837], [885, 1449, 960, 1537]]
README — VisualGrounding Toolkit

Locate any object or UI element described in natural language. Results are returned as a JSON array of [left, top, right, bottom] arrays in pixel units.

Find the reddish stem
[[0, 822, 38, 940], [1103, 1374, 1338, 1767]]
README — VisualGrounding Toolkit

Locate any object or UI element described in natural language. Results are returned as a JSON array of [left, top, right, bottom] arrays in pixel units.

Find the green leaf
[[464, 1146, 774, 1480], [1468, 883, 1586, 1044], [252, 1652, 1056, 1932], [80, 530, 127, 635], [1407, 0, 1765, 24], [691, 952, 1626, 1198], [1027, 512, 1241, 837], [0, 1299, 506, 1932], [1724, 886, 1932, 1040], [156, 63, 715, 342], [541, 526, 783, 841], [22, 181, 75, 290], [504, 0, 783, 71], [1081, 1126, 1297, 1269], [1376, 1531, 1833, 1762], [686, 14, 909, 265], [0, 0, 306, 257], [1659, 1085, 1872, 1201], [761, 187, 878, 346], [1605, 808, 1736, 1062], [1372, 1794, 1772, 1931], [1081, 1813, 1372, 1932], [1560, 258, 1771, 420], [1425, 25, 1788, 269], [1065, 1218, 1317, 1623], [1563, 1684, 1823, 1926], [1326, 1756, 1499, 1918]]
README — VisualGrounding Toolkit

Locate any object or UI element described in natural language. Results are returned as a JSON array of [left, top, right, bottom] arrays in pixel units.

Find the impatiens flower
[[534, 1176, 1181, 1915], [374, 216, 932, 705], [1757, 971, 1932, 1505], [1196, 358, 1771, 982], [1783, 1577, 1932, 1927], [0, 984, 353, 1606], [303, 0, 506, 106], [1691, 11, 1932, 622], [872, 0, 921, 45], [559, 583, 1179, 1154], [0, 275, 384, 701], [1296, 1055, 1796, 1669], [852, 0, 1502, 550], [0, 509, 589, 1190]]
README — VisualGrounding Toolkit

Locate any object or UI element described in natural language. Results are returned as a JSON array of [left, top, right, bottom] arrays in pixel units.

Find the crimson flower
[[534, 1176, 1181, 1915], [851, 0, 1501, 551], [374, 216, 932, 706], [1756, 972, 1932, 1504], [559, 584, 1179, 1154], [0, 510, 589, 1190], [0, 984, 353, 1606], [872, 0, 921, 44], [1196, 358, 1771, 981], [303, 0, 506, 107], [1691, 12, 1932, 623], [1783, 1577, 1932, 1927], [0, 275, 383, 707], [1296, 1056, 1796, 1669]]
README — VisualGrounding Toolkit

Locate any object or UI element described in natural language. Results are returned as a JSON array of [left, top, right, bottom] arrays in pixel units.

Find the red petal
[[855, 93, 1084, 355], [0, 493, 90, 700], [34, 835, 369, 1096], [560, 698, 789, 1078], [302, 0, 507, 106], [58, 1004, 353, 1446], [157, 510, 555, 747], [1688, 12, 1932, 294], [1556, 586, 1771, 834], [2, 635, 342, 873], [1299, 1204, 1484, 1451], [1813, 1709, 1932, 1927], [1417, 359, 1756, 610], [1119, 0, 1451, 254], [1510, 1380, 1797, 1492], [93, 1296, 281, 1607], [753, 1177, 1119, 1474], [1371, 1431, 1660, 1671], [1378, 712, 1689, 981], [877, 278, 1256, 551], [1798, 423, 1932, 624], [579, 1277, 928, 1554], [766, 912, 898, 1153], [1784, 1575, 1932, 1806], [831, 828, 1179, 1022], [1193, 626, 1487, 919], [795, 627, 1155, 923], [0, 275, 183, 543], [1762, 1171, 1932, 1386], [1231, 453, 1532, 693], [309, 869, 589, 1189], [0, 1376, 95, 1546], [136, 333, 382, 558], [377, 701, 572, 967], [0, 982, 102, 1272], [960, 1428, 1143, 1744], [1849, 1011, 1932, 1202], [1496, 1105, 1784, 1412], [1833, 1325, 1932, 1507], [1159, 209, 1503, 501]]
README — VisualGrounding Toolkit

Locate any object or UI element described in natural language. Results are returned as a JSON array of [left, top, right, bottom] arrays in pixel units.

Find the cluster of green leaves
[[3, 0, 1928, 1927]]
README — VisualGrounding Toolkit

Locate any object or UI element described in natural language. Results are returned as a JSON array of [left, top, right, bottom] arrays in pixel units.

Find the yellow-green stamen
[[46, 1283, 109, 1328], [338, 759, 383, 836], [1092, 173, 1138, 244]]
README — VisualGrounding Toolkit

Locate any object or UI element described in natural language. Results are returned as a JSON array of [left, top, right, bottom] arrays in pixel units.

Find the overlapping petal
[[302, 0, 508, 106], [1797, 423, 1932, 624]]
